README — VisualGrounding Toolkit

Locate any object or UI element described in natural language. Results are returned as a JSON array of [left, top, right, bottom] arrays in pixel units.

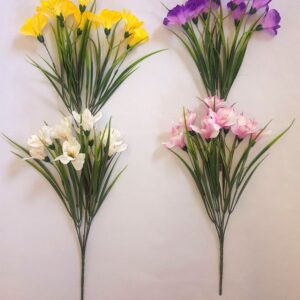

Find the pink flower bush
[[164, 96, 270, 147]]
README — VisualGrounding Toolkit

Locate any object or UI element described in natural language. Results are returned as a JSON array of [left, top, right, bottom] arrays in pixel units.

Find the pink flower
[[231, 114, 259, 139], [179, 110, 197, 131], [192, 113, 221, 140], [203, 96, 225, 111], [164, 126, 186, 149], [215, 106, 236, 129], [252, 128, 272, 141]]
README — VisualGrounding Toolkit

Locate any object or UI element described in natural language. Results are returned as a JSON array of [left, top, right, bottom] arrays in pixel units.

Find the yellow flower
[[37, 0, 76, 20], [128, 27, 148, 47], [79, 0, 91, 6], [73, 8, 88, 30], [20, 14, 48, 41], [87, 9, 121, 30], [121, 10, 143, 34]]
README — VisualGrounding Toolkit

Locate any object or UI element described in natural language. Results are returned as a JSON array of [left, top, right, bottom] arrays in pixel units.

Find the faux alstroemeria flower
[[203, 0, 220, 13], [78, 0, 91, 11], [38, 126, 53, 146], [27, 135, 46, 160], [249, 0, 271, 14], [73, 9, 88, 30], [256, 8, 281, 35], [37, 0, 76, 20], [192, 114, 221, 140], [227, 0, 245, 10], [122, 10, 144, 35], [215, 107, 236, 129], [164, 126, 186, 149], [231, 114, 258, 139], [73, 109, 102, 132], [203, 96, 225, 111], [79, 0, 91, 5], [227, 1, 246, 22], [55, 137, 85, 170], [102, 129, 127, 157], [51, 116, 73, 140], [185, 0, 206, 19], [252, 128, 272, 141], [20, 14, 48, 42], [163, 5, 190, 26], [179, 110, 197, 131], [87, 9, 121, 34], [128, 27, 149, 47]]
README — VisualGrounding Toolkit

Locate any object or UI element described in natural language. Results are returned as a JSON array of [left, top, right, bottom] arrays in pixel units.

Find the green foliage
[[31, 18, 162, 114], [170, 4, 262, 99]]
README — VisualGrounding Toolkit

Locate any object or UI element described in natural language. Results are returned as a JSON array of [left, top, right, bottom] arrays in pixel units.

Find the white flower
[[55, 137, 85, 171], [27, 135, 46, 160], [102, 128, 127, 157], [38, 125, 53, 146], [51, 116, 73, 140], [29, 147, 47, 160], [72, 109, 102, 132]]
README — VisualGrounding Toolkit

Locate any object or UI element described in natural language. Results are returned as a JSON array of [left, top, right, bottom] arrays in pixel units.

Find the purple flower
[[232, 3, 247, 23], [185, 0, 206, 18], [257, 8, 281, 35], [163, 5, 190, 26], [249, 0, 271, 14], [227, 0, 245, 11], [203, 0, 220, 13]]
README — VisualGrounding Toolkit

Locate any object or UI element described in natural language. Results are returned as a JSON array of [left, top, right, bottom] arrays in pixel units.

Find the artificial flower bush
[[165, 97, 292, 295], [21, 0, 159, 114], [163, 0, 291, 295], [163, 0, 281, 99], [6, 109, 126, 299], [7, 1, 160, 299]]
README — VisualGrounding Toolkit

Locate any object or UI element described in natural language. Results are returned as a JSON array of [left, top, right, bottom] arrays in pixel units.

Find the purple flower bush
[[163, 0, 281, 99]]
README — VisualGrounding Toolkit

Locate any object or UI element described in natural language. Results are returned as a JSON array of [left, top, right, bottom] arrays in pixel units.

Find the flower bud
[[79, 4, 86, 13]]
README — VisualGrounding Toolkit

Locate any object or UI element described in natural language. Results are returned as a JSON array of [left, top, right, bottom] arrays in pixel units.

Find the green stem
[[81, 246, 86, 300], [218, 233, 225, 296]]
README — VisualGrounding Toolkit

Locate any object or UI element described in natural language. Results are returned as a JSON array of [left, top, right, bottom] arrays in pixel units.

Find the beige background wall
[[0, 0, 299, 299]]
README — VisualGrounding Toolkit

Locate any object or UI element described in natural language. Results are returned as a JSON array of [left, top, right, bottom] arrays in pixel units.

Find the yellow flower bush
[[19, 0, 157, 113]]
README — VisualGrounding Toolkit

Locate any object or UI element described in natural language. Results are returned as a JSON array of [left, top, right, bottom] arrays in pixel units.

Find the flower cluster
[[165, 96, 269, 149], [20, 0, 148, 47], [27, 109, 127, 171], [164, 0, 281, 35]]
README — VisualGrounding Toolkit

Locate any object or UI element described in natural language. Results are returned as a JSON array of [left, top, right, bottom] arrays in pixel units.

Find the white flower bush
[[25, 109, 127, 171]]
